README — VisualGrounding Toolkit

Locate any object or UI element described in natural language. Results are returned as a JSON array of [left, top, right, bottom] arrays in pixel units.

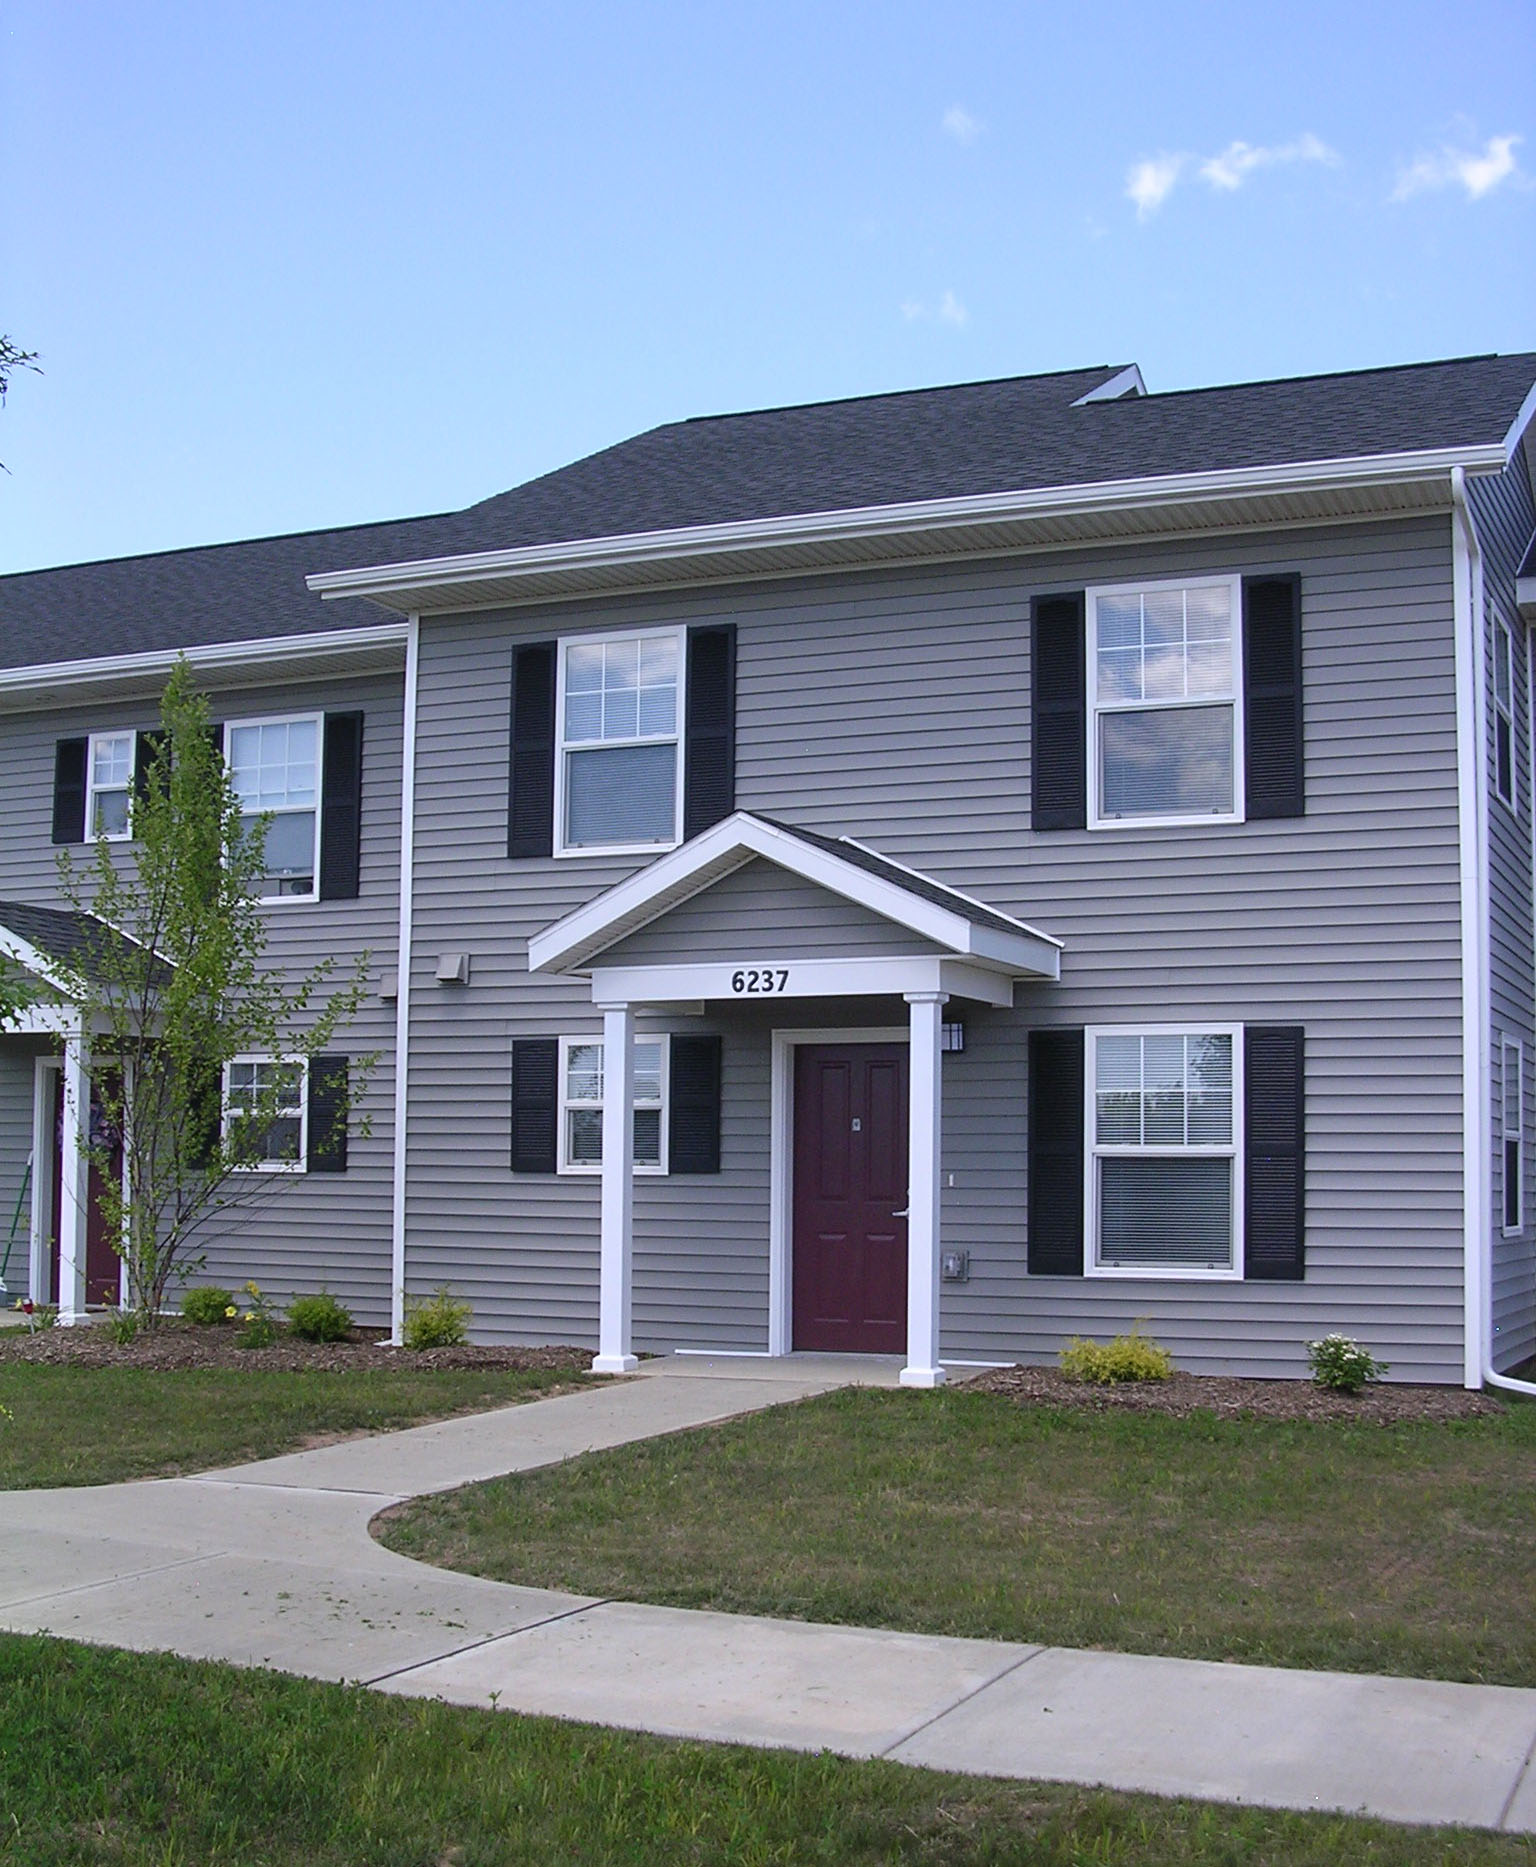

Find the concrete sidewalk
[[3, 1353, 1534, 1836]]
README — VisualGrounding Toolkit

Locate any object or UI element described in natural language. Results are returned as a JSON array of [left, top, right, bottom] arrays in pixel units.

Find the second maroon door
[[792, 1043, 908, 1353]]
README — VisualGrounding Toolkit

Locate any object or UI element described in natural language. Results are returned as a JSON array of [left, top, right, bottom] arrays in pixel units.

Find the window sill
[[553, 839, 681, 862], [557, 1163, 668, 1177], [1087, 812, 1244, 833], [1084, 1262, 1242, 1282]]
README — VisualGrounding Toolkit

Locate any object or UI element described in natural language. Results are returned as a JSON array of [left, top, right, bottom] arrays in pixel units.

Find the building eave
[[307, 446, 1507, 617]]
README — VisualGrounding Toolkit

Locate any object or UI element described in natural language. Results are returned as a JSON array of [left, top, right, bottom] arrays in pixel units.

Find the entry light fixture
[[940, 1022, 966, 1053]]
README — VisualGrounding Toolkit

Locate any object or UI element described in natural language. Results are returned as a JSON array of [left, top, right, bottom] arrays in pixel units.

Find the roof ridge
[[1130, 352, 1534, 406], [672, 364, 1131, 429]]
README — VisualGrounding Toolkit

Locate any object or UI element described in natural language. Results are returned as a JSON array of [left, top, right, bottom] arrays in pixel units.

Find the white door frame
[[767, 1026, 907, 1357]]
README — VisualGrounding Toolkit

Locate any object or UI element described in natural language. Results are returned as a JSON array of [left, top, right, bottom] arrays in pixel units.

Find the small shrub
[[181, 1286, 234, 1326], [402, 1285, 471, 1351], [238, 1280, 279, 1349], [103, 1306, 139, 1345], [1060, 1326, 1174, 1384], [1306, 1333, 1388, 1394], [287, 1291, 353, 1343]]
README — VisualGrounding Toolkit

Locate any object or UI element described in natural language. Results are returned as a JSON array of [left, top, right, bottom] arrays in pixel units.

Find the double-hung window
[[224, 1056, 307, 1172], [226, 714, 321, 900], [558, 1035, 668, 1173], [556, 628, 683, 854], [86, 731, 135, 840], [1088, 576, 1243, 826], [1087, 1026, 1241, 1277], [1503, 1036, 1523, 1235], [1494, 614, 1517, 811]]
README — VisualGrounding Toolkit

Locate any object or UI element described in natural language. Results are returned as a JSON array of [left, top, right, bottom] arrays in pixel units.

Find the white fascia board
[[0, 927, 82, 1001], [1517, 573, 1536, 624], [5, 1004, 81, 1036], [587, 955, 1017, 1009], [1500, 376, 1536, 460], [0, 622, 409, 713], [527, 812, 1058, 975], [307, 446, 1505, 611]]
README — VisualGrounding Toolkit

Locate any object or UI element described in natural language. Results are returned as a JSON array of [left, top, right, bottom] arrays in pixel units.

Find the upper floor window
[[558, 1034, 668, 1173], [1087, 576, 1243, 828], [226, 714, 320, 900], [87, 732, 135, 840], [1087, 1026, 1241, 1278], [1494, 613, 1517, 811], [555, 628, 684, 855]]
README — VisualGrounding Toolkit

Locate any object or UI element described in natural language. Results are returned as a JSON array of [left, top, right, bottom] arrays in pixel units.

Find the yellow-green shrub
[[1059, 1326, 1174, 1384]]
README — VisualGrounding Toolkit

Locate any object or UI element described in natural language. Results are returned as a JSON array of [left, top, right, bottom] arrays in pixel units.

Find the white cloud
[[942, 105, 981, 146], [1393, 132, 1524, 201], [901, 291, 970, 327], [1126, 153, 1187, 219], [1199, 132, 1337, 191]]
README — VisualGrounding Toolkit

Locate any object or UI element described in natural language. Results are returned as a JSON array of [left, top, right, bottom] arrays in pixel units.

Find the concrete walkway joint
[[3, 1352, 1532, 1835]]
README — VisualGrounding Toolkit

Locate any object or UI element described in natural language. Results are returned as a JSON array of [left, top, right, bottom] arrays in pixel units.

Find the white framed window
[[1494, 613, 1517, 811], [1086, 1025, 1243, 1279], [1502, 1035, 1523, 1235], [225, 713, 322, 901], [87, 731, 135, 840], [1087, 575, 1244, 828], [224, 1056, 307, 1173], [554, 626, 685, 856], [557, 1034, 669, 1174]]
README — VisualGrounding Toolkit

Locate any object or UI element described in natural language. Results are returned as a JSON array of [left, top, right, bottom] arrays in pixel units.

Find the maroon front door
[[47, 1073, 123, 1308], [792, 1043, 908, 1353]]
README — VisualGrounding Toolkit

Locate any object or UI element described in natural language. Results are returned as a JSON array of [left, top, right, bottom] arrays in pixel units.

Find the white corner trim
[[1071, 365, 1147, 404], [389, 614, 420, 1345], [1451, 470, 1491, 1388], [0, 621, 410, 708], [305, 445, 1508, 609], [768, 1025, 907, 1355], [527, 812, 1061, 978]]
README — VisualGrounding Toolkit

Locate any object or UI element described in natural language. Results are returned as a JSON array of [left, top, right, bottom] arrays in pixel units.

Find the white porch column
[[57, 1029, 90, 1326], [592, 1001, 639, 1373], [900, 991, 947, 1388]]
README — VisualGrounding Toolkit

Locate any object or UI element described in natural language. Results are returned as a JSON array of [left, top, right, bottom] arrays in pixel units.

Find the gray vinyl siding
[[0, 675, 403, 1323], [599, 860, 949, 965], [1472, 452, 1536, 1371], [405, 512, 1468, 1381]]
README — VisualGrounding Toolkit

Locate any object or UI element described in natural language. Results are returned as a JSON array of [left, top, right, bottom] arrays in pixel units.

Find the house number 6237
[[730, 968, 790, 995]]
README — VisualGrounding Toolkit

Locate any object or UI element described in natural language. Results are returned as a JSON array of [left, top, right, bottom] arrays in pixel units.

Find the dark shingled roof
[[3, 353, 1534, 672], [0, 900, 169, 987]]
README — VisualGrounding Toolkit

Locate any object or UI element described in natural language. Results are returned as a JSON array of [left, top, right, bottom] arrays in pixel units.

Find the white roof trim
[[0, 925, 83, 1001], [309, 445, 1507, 615], [1517, 572, 1536, 624], [527, 813, 1063, 980], [1071, 365, 1146, 404], [0, 621, 409, 714], [1501, 375, 1536, 458]]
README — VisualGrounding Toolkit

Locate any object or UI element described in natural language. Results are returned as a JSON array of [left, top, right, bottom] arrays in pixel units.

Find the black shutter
[[508, 643, 557, 858], [511, 1037, 559, 1173], [1027, 1028, 1085, 1275], [307, 1056, 350, 1173], [187, 1062, 223, 1172], [134, 731, 167, 808], [1243, 575, 1303, 820], [683, 625, 736, 840], [1031, 593, 1086, 830], [52, 739, 88, 844], [1244, 1026, 1305, 1280], [319, 712, 364, 901], [669, 1034, 722, 1173]]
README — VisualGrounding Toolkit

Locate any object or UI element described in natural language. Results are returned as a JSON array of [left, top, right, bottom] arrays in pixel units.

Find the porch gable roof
[[527, 813, 1063, 981], [0, 900, 169, 999]]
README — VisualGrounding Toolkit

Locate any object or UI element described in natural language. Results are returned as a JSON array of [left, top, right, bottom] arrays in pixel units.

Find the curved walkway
[[3, 1353, 1535, 1836]]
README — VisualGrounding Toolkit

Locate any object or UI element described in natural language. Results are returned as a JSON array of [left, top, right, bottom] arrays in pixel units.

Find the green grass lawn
[[1, 1635, 1528, 1866], [0, 1364, 584, 1488], [378, 1385, 1536, 1689]]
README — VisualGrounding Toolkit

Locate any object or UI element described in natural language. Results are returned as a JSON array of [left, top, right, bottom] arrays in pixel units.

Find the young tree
[[0, 960, 32, 1030], [56, 660, 371, 1323]]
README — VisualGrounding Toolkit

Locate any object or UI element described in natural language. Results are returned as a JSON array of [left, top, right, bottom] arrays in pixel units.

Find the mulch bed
[[961, 1363, 1508, 1423], [0, 1322, 593, 1376]]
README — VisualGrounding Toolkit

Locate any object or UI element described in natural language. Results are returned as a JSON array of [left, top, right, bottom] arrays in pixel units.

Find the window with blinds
[[1088, 1028, 1240, 1275]]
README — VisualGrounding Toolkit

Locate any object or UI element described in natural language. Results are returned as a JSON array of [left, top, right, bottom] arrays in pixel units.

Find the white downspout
[[388, 613, 421, 1346], [1452, 468, 1536, 1398]]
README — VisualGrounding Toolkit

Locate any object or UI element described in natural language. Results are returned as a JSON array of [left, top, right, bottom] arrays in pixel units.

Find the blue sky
[[2, 0, 1533, 574]]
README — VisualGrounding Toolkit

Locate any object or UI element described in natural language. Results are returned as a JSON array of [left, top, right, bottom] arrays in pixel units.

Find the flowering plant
[[238, 1280, 279, 1349], [1306, 1333, 1388, 1393]]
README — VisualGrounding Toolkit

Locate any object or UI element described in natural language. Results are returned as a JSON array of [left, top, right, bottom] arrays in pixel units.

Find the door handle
[[892, 1208, 909, 1218]]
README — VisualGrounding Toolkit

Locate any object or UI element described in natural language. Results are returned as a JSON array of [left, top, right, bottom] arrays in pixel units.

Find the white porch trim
[[901, 992, 947, 1388], [593, 1001, 639, 1373], [57, 1033, 90, 1325], [588, 955, 1017, 1010]]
